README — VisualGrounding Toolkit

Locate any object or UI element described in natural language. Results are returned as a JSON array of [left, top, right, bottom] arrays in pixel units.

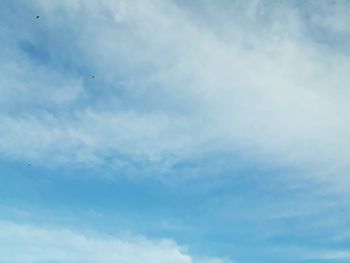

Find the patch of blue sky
[[1, 155, 349, 262]]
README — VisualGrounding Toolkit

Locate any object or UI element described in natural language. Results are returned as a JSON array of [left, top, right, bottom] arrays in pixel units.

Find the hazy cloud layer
[[1, 0, 350, 182]]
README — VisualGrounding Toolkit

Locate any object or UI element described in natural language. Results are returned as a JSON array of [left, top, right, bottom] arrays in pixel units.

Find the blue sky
[[1, 0, 350, 262]]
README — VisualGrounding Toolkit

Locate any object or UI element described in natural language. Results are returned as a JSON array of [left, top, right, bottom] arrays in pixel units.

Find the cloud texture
[[1, 0, 350, 185]]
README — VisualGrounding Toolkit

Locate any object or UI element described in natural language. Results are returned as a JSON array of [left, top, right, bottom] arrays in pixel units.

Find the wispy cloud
[[0, 219, 231, 263], [306, 250, 350, 260], [1, 0, 349, 185]]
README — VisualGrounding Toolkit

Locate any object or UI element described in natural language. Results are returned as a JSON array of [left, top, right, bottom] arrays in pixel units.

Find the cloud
[[0, 220, 230, 263], [301, 249, 350, 261], [1, 0, 350, 185]]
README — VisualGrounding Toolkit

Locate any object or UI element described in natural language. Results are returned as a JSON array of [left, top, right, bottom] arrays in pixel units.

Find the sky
[[1, 0, 350, 262]]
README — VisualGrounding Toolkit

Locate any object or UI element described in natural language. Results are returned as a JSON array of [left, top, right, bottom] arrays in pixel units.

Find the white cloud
[[1, 0, 350, 185], [0, 220, 230, 263]]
